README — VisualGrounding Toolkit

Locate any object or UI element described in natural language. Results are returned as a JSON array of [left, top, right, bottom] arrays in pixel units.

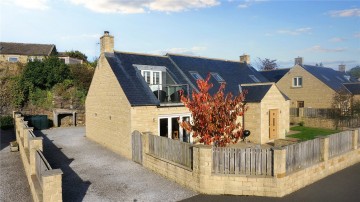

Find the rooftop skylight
[[210, 72, 225, 83]]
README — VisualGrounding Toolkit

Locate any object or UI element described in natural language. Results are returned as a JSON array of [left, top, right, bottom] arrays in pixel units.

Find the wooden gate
[[269, 109, 278, 140], [131, 131, 142, 165]]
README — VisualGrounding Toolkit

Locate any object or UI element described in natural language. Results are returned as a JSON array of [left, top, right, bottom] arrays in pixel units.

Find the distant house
[[85, 31, 289, 159], [266, 57, 358, 108], [0, 42, 56, 63], [58, 52, 83, 65]]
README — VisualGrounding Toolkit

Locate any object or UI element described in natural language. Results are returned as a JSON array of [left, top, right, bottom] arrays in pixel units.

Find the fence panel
[[290, 108, 299, 117], [131, 131, 143, 164], [212, 147, 273, 176], [329, 131, 353, 158], [284, 138, 321, 173], [358, 128, 360, 146], [148, 135, 193, 169], [303, 108, 336, 118], [35, 150, 51, 188]]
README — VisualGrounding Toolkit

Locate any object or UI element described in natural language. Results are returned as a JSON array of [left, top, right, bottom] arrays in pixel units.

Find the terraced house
[[86, 32, 290, 159]]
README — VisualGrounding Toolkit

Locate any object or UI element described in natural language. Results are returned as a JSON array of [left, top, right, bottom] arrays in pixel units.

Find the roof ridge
[[0, 42, 55, 46], [167, 53, 240, 63], [260, 68, 291, 72], [114, 50, 168, 58]]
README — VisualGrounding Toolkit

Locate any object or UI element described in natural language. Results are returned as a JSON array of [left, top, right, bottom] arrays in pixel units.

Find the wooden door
[[269, 109, 278, 140]]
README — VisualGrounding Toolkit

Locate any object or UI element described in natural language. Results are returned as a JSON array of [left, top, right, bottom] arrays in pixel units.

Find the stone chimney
[[295, 57, 303, 66], [338, 64, 346, 72], [240, 54, 250, 64], [100, 31, 114, 53]]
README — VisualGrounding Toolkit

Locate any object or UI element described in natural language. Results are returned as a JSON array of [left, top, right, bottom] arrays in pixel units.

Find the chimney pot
[[339, 64, 346, 72], [295, 57, 303, 66], [100, 31, 114, 53], [240, 54, 250, 64]]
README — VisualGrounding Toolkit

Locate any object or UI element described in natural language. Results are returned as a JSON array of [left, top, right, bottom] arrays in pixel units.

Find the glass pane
[[182, 116, 190, 143], [160, 118, 168, 137], [298, 77, 302, 86], [153, 72, 160, 84], [143, 71, 150, 84], [293, 78, 297, 86], [172, 117, 179, 140]]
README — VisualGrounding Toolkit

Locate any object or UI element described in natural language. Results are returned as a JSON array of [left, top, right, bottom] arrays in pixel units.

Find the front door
[[269, 109, 278, 140]]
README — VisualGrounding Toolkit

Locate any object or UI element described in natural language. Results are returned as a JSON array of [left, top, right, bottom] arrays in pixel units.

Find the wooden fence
[[329, 131, 353, 158], [358, 128, 360, 145], [284, 138, 321, 173], [303, 108, 336, 118], [290, 108, 299, 117], [148, 135, 193, 169], [35, 150, 52, 188], [131, 131, 142, 164], [212, 147, 273, 176]]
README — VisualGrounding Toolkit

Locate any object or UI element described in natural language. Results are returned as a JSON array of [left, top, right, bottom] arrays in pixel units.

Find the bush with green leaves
[[0, 115, 13, 130]]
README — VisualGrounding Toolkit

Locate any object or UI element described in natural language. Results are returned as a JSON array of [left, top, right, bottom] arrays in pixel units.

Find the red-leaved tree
[[180, 74, 247, 147]]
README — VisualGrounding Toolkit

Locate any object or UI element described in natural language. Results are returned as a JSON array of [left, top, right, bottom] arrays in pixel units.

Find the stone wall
[[140, 130, 360, 197], [85, 53, 132, 159], [14, 113, 63, 202]]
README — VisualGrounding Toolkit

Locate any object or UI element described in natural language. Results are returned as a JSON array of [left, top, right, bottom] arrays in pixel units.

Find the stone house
[[86, 32, 290, 159], [262, 58, 359, 108], [0, 42, 57, 63]]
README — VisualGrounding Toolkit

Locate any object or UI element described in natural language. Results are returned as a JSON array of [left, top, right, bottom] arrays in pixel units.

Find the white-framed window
[[158, 114, 192, 143], [210, 72, 225, 82], [8, 56, 19, 62], [293, 77, 303, 87], [189, 71, 203, 80], [249, 75, 260, 83], [141, 70, 161, 85]]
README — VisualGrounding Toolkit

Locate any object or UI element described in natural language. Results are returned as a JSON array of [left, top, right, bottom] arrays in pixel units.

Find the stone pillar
[[320, 137, 329, 161], [193, 145, 213, 191], [23, 127, 34, 149], [42, 169, 63, 202], [29, 137, 43, 175], [53, 111, 58, 127], [73, 112, 76, 126], [273, 147, 286, 178], [299, 108, 304, 118], [352, 129, 358, 150]]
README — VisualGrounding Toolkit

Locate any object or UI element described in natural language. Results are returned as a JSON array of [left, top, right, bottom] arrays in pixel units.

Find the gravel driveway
[[38, 127, 196, 202], [0, 129, 32, 202]]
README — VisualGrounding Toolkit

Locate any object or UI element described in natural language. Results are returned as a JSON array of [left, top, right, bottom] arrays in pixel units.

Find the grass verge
[[288, 126, 340, 141]]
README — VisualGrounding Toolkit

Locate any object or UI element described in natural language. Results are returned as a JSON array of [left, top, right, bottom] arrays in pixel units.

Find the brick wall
[[277, 65, 335, 108]]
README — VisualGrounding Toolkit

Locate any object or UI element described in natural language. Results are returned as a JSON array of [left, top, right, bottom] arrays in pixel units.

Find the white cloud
[[68, 0, 219, 14], [277, 27, 312, 36], [2, 0, 49, 10], [309, 45, 347, 53], [329, 8, 360, 17], [238, 0, 267, 9], [329, 37, 346, 42]]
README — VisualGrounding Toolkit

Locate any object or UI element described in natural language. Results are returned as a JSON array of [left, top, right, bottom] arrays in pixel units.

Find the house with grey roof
[[0, 42, 56, 63], [85, 32, 289, 159], [276, 57, 359, 109]]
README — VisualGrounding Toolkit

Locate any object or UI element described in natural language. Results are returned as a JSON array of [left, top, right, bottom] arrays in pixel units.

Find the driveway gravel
[[37, 127, 196, 202], [0, 129, 32, 202]]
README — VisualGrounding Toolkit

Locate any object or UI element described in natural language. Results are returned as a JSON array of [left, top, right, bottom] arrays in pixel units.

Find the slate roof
[[0, 42, 55, 56], [105, 52, 277, 106], [241, 84, 272, 102], [260, 68, 290, 82], [302, 65, 357, 92], [343, 83, 360, 95], [167, 54, 269, 96]]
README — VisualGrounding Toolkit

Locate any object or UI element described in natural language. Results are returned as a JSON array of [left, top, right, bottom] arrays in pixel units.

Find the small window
[[297, 101, 304, 108], [249, 75, 260, 83], [189, 71, 203, 80], [293, 77, 302, 87], [142, 71, 151, 84], [8, 57, 18, 62], [153, 72, 160, 85], [210, 72, 225, 82]]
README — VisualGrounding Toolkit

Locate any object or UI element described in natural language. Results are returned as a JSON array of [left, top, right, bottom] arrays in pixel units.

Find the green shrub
[[0, 115, 13, 130], [299, 121, 304, 127]]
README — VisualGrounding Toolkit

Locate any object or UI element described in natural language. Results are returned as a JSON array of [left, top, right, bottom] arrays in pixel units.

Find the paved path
[[0, 129, 32, 202], [182, 162, 360, 202], [38, 127, 196, 202]]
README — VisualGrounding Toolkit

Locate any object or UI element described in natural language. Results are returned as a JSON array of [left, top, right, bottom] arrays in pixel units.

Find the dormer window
[[141, 70, 162, 86], [189, 71, 203, 80], [211, 72, 225, 83], [249, 75, 260, 83]]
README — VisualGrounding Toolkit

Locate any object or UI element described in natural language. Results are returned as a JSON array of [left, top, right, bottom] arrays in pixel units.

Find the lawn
[[287, 126, 340, 141]]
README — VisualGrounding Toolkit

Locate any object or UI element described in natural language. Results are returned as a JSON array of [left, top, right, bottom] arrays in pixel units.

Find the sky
[[0, 0, 359, 70]]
